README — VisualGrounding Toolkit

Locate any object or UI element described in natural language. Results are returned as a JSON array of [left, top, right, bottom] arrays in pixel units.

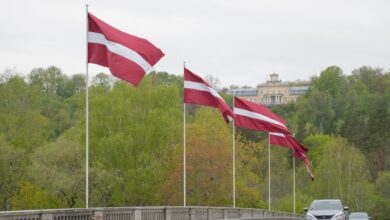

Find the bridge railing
[[0, 207, 304, 220]]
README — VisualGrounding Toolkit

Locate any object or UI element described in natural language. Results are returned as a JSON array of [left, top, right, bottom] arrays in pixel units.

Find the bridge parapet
[[0, 207, 303, 220]]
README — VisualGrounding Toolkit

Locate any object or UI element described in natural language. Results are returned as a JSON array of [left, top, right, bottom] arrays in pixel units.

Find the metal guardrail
[[0, 207, 304, 220]]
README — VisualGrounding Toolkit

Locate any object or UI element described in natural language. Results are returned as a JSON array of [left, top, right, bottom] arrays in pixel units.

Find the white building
[[229, 73, 309, 105]]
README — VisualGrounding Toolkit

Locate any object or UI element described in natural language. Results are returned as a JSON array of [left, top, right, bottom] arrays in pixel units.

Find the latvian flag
[[184, 68, 234, 123], [88, 13, 164, 87], [233, 96, 289, 133], [270, 132, 314, 180], [269, 132, 294, 150], [233, 97, 314, 180]]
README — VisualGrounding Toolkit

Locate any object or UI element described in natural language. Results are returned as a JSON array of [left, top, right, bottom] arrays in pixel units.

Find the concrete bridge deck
[[0, 207, 303, 220]]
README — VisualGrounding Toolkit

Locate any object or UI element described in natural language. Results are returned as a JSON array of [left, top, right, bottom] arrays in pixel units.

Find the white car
[[349, 212, 370, 220], [304, 199, 349, 220]]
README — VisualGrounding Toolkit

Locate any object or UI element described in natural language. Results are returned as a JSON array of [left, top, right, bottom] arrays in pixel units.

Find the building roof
[[229, 87, 258, 96], [289, 86, 309, 95], [258, 82, 289, 87]]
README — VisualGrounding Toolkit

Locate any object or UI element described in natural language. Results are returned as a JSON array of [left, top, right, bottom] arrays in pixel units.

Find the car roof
[[350, 212, 368, 216], [312, 199, 341, 202]]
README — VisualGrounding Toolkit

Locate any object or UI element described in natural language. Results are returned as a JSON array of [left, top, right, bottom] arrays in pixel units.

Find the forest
[[0, 65, 389, 219]]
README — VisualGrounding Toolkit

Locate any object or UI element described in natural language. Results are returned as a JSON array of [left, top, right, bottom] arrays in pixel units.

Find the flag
[[269, 132, 309, 159], [88, 13, 164, 87], [184, 68, 234, 123], [269, 132, 294, 149], [288, 135, 309, 159], [233, 97, 314, 180], [303, 158, 314, 181], [270, 132, 314, 180], [295, 149, 314, 181], [234, 96, 289, 133]]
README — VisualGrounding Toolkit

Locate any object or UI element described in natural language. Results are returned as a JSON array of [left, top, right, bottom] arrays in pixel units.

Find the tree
[[0, 68, 18, 83], [92, 73, 113, 89], [307, 135, 373, 211], [235, 134, 265, 208], [77, 75, 182, 206], [370, 171, 390, 219], [0, 76, 50, 150], [204, 75, 221, 89], [28, 137, 85, 207], [312, 66, 347, 98], [0, 139, 26, 210], [351, 66, 387, 94], [297, 90, 335, 136], [40, 98, 72, 140], [12, 182, 50, 210], [29, 66, 67, 98], [89, 163, 118, 207], [340, 80, 372, 148], [296, 66, 349, 137], [0, 65, 389, 213], [376, 171, 390, 199], [160, 110, 264, 207], [57, 74, 86, 99], [161, 108, 232, 206], [148, 71, 183, 88]]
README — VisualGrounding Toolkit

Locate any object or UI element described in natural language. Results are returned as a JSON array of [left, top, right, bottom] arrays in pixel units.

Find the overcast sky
[[1, 0, 389, 87]]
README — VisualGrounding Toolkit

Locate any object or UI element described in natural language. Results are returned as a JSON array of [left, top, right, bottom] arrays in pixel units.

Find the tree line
[[0, 66, 389, 219]]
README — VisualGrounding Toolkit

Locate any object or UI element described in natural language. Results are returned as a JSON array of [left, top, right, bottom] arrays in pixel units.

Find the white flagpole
[[268, 132, 271, 210], [293, 133, 296, 213], [183, 62, 186, 207], [293, 156, 296, 213], [85, 4, 89, 209], [232, 95, 236, 208]]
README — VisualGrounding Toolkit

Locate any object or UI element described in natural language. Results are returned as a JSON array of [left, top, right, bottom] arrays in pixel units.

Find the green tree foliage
[[92, 73, 113, 89], [84, 74, 182, 206], [29, 66, 84, 99], [235, 134, 264, 208], [186, 108, 232, 206], [0, 65, 389, 219], [307, 135, 373, 211], [160, 109, 263, 207], [12, 182, 50, 210], [0, 139, 26, 210], [370, 171, 390, 218], [0, 76, 50, 150], [160, 108, 232, 206], [296, 66, 390, 178], [298, 90, 335, 135], [296, 66, 347, 137], [375, 171, 390, 200], [28, 136, 85, 207]]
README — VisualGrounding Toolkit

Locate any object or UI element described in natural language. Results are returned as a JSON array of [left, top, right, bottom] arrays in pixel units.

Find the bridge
[[0, 207, 303, 220]]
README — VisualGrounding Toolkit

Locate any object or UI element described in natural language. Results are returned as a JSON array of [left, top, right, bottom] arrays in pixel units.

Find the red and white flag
[[270, 132, 314, 180], [303, 158, 314, 181], [233, 97, 289, 133], [88, 13, 164, 87], [269, 132, 308, 155], [269, 132, 294, 150], [184, 68, 234, 123]]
